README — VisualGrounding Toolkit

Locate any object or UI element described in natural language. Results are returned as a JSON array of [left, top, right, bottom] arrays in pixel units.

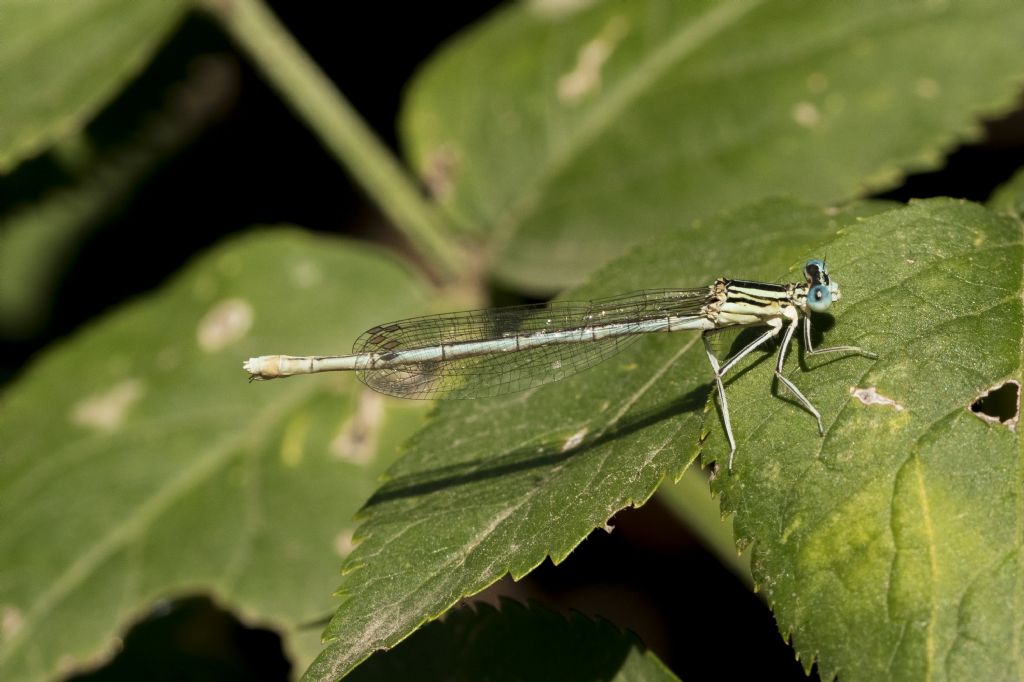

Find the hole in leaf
[[969, 380, 1020, 431]]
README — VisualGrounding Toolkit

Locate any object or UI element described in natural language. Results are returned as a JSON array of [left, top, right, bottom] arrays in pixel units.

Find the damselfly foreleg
[[803, 316, 877, 359]]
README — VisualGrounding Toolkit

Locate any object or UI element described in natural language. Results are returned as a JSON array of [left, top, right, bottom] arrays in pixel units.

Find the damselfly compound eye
[[803, 258, 826, 283], [807, 283, 832, 312]]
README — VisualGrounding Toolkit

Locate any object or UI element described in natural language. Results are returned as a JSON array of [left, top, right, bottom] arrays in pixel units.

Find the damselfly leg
[[803, 316, 878, 359], [703, 321, 787, 471], [704, 314, 876, 471]]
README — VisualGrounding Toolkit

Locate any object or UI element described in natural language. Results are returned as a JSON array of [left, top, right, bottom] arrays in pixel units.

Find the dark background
[[5, 3, 1023, 681]]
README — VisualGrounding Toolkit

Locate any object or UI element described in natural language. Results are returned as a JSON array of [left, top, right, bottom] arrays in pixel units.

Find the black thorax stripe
[[723, 279, 790, 307]]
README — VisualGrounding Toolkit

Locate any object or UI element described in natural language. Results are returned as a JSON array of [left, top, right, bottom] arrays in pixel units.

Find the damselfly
[[244, 259, 875, 470]]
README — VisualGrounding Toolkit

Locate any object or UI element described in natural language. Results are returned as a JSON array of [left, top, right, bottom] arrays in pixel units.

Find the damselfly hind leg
[[702, 334, 733, 465], [703, 322, 782, 471]]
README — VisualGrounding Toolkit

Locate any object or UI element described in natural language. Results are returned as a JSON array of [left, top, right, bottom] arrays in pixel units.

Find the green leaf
[[306, 197, 871, 680], [702, 199, 1023, 679], [0, 0, 189, 173], [346, 598, 678, 682], [401, 0, 1024, 291], [0, 230, 434, 681]]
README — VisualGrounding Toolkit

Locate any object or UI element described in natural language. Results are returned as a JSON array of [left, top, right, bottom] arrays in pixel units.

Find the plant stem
[[204, 0, 464, 280]]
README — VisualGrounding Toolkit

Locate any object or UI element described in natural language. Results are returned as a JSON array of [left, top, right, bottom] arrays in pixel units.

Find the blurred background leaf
[[0, 55, 237, 339], [0, 230, 437, 680], [989, 166, 1024, 217], [0, 0, 190, 172], [402, 0, 1024, 291]]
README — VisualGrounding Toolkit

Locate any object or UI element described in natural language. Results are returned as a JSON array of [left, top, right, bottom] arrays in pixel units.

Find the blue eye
[[803, 258, 826, 283], [807, 284, 832, 312]]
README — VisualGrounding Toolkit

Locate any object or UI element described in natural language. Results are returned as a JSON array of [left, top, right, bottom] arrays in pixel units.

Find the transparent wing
[[354, 288, 713, 400]]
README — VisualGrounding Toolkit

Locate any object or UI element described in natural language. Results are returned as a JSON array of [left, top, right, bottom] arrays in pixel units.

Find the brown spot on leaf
[[849, 386, 904, 412], [422, 144, 460, 201], [196, 298, 252, 352], [71, 379, 145, 432], [331, 390, 385, 464], [557, 16, 629, 104]]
